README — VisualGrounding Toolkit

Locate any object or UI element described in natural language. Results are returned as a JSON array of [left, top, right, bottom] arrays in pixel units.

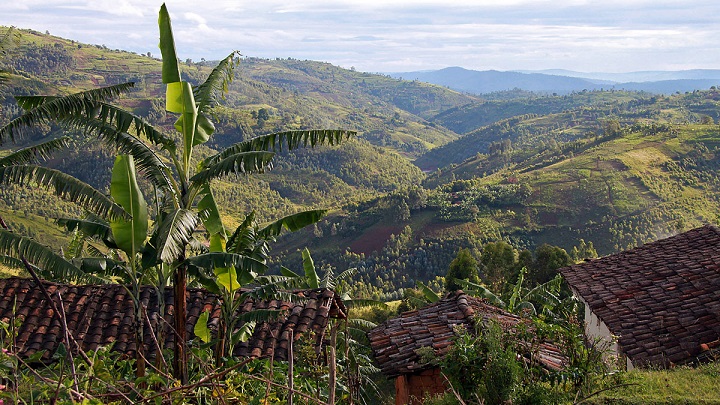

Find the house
[[0, 277, 346, 362], [559, 224, 720, 370], [368, 291, 565, 405]]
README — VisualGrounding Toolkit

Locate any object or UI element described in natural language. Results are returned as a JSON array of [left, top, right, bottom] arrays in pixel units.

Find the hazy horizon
[[3, 1, 720, 74]]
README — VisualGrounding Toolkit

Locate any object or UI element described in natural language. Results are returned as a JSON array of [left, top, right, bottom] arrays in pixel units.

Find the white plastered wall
[[574, 290, 634, 370]]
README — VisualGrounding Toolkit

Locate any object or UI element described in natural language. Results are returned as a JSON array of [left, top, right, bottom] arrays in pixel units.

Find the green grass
[[586, 363, 720, 404]]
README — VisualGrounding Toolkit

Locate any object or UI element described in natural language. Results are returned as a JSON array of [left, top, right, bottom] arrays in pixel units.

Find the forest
[[1, 5, 720, 404]]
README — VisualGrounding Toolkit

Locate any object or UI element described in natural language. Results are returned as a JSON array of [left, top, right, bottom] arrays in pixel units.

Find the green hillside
[[0, 27, 458, 223], [4, 26, 720, 299], [417, 90, 720, 173], [272, 92, 720, 297], [430, 90, 648, 135]]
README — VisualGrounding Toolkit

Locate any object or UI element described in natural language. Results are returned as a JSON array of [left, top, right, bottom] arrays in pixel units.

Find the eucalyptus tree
[[0, 4, 353, 383]]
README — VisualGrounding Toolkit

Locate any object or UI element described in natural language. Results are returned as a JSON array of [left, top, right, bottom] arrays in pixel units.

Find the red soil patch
[[418, 221, 459, 236], [349, 225, 403, 255]]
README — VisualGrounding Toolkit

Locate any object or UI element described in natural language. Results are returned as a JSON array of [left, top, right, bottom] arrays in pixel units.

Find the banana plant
[[0, 137, 120, 284], [0, 3, 354, 382], [281, 248, 386, 404], [453, 268, 578, 321], [189, 201, 328, 365], [108, 154, 152, 377]]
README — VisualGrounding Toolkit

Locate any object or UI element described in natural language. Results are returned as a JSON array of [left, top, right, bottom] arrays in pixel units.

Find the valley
[[2, 27, 720, 299]]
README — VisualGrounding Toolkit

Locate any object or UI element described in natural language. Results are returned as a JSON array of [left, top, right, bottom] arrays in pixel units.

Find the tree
[[0, 4, 353, 383], [529, 244, 572, 285], [571, 239, 598, 262], [479, 241, 516, 290], [455, 268, 579, 321], [445, 248, 480, 292], [257, 108, 270, 121]]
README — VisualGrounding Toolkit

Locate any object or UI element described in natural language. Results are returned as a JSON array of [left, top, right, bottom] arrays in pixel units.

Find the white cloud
[[1, 0, 720, 72]]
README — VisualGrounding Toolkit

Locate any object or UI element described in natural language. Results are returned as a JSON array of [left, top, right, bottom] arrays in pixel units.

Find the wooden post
[[173, 265, 188, 384], [345, 318, 355, 405], [328, 322, 338, 404], [395, 375, 409, 405], [287, 329, 294, 405]]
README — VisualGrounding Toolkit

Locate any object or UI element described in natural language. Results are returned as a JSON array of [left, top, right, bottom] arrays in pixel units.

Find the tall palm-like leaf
[[0, 83, 135, 144], [57, 217, 116, 249], [454, 278, 507, 307], [224, 210, 327, 266], [1, 93, 175, 195], [301, 247, 319, 289], [0, 255, 42, 273], [194, 52, 238, 114], [73, 257, 129, 282], [0, 229, 108, 284], [0, 136, 72, 167], [257, 209, 326, 239], [0, 165, 129, 221], [416, 281, 441, 303], [61, 114, 174, 193], [191, 52, 239, 146], [184, 253, 267, 279], [200, 130, 353, 169], [189, 151, 275, 184], [226, 212, 257, 255], [155, 208, 198, 263], [12, 97, 175, 150], [158, 4, 196, 179], [110, 155, 148, 258]]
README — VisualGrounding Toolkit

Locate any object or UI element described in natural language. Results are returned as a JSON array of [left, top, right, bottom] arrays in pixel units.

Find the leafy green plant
[[0, 3, 353, 384]]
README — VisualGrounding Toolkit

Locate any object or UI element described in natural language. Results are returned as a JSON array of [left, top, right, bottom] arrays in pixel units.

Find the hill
[[272, 90, 720, 297], [391, 67, 605, 95], [416, 90, 720, 172], [4, 26, 720, 301], [0, 27, 470, 224], [393, 67, 720, 96]]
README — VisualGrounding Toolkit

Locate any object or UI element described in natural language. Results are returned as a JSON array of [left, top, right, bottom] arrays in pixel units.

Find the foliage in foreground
[[0, 321, 351, 404], [583, 362, 720, 405]]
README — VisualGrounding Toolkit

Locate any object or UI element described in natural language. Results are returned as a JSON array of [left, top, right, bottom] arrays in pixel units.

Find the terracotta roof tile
[[0, 277, 346, 363], [559, 224, 720, 368], [368, 291, 565, 377]]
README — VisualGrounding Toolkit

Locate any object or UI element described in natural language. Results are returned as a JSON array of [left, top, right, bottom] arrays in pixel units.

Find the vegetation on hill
[[272, 90, 720, 298], [2, 15, 720, 404], [4, 24, 720, 302]]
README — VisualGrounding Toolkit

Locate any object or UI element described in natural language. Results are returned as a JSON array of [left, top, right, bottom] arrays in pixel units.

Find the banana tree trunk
[[173, 263, 188, 384], [135, 297, 146, 379]]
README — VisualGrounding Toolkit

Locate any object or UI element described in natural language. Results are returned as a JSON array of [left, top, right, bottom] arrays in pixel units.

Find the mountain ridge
[[390, 66, 720, 95]]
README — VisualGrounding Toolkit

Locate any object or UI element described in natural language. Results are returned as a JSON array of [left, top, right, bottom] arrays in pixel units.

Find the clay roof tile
[[0, 278, 345, 363], [559, 224, 720, 368]]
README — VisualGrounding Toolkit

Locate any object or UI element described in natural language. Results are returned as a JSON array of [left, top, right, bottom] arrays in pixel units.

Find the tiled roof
[[367, 291, 565, 377], [559, 224, 720, 368], [0, 277, 346, 362]]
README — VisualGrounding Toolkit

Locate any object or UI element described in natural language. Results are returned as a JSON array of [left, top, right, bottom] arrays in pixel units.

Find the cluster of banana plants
[[0, 3, 353, 384]]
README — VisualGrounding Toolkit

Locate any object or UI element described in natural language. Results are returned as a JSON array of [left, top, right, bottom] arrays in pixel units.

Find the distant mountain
[[612, 79, 720, 94], [518, 69, 720, 83], [391, 67, 720, 95], [391, 67, 604, 95]]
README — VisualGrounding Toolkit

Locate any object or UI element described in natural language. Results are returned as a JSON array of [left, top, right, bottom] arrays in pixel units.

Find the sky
[[2, 0, 720, 74]]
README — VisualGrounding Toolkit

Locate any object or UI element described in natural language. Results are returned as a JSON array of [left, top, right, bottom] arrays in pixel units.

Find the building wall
[[576, 291, 634, 370], [395, 367, 447, 405]]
